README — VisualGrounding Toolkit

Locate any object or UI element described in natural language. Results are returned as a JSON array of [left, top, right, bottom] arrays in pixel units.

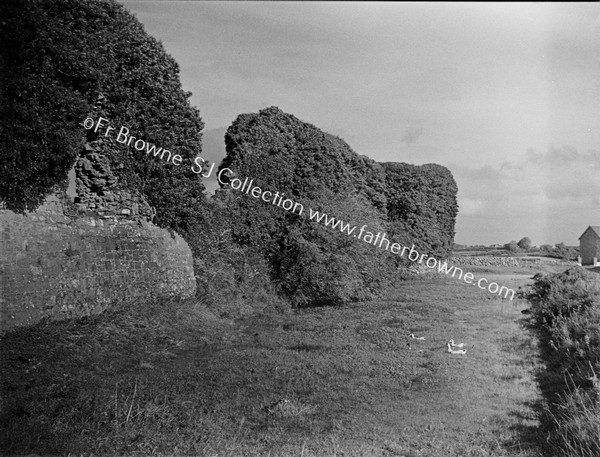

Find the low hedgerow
[[524, 267, 600, 456], [526, 268, 600, 324]]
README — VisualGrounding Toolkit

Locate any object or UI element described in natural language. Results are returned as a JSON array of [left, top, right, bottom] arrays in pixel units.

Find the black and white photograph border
[[1, 1, 599, 456]]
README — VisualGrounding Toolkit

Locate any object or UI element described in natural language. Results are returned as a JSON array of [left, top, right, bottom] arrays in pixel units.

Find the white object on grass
[[447, 343, 467, 355], [449, 339, 465, 349]]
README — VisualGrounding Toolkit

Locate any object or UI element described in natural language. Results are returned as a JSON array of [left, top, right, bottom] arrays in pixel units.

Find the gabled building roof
[[579, 226, 600, 240]]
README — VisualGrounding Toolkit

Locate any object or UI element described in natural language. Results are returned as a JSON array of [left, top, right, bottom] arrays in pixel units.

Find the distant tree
[[517, 237, 532, 250], [554, 242, 567, 257], [504, 240, 519, 252], [538, 243, 580, 261], [554, 242, 578, 261]]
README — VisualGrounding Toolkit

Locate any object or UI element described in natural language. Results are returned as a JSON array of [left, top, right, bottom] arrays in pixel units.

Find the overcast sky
[[122, 1, 599, 246]]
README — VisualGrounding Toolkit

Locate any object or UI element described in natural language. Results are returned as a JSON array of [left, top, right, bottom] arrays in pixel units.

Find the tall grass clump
[[524, 267, 600, 456], [550, 379, 600, 457]]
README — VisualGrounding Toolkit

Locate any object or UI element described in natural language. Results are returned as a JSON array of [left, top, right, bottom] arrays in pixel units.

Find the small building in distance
[[579, 226, 600, 266]]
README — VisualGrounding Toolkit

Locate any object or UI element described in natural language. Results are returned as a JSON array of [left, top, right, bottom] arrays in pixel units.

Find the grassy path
[[221, 273, 544, 457], [1, 272, 544, 456]]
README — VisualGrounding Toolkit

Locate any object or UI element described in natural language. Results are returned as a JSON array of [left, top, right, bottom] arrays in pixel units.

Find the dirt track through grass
[[218, 273, 544, 456], [1, 272, 544, 456]]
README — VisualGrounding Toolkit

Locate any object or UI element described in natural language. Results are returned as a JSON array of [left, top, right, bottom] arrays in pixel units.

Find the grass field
[[1, 267, 555, 456]]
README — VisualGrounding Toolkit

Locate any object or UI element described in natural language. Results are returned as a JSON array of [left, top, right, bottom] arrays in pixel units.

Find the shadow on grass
[[0, 297, 226, 455], [489, 316, 548, 456], [288, 343, 325, 352], [505, 399, 548, 456]]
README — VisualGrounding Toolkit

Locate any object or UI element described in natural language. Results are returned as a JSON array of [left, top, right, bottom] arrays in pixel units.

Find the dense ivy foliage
[[219, 107, 458, 306], [0, 0, 205, 233], [383, 162, 458, 258], [219, 108, 393, 306], [223, 107, 387, 210]]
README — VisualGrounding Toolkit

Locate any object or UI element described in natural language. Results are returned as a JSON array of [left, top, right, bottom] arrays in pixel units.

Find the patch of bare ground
[[1, 269, 545, 456]]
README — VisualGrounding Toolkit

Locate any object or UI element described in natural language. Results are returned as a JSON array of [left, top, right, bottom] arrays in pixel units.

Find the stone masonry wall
[[74, 144, 155, 221], [450, 255, 578, 268], [73, 93, 155, 222], [0, 195, 196, 334], [450, 256, 523, 267]]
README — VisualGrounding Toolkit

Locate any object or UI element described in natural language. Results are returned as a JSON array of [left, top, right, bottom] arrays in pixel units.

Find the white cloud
[[452, 146, 600, 245], [121, 1, 600, 244]]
